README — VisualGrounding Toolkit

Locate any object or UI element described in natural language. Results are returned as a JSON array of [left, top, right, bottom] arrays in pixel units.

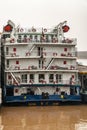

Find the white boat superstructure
[[1, 20, 81, 104]]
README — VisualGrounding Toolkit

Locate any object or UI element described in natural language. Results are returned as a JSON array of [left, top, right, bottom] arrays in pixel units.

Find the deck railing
[[7, 78, 81, 86], [5, 37, 77, 44], [5, 51, 77, 58], [6, 64, 77, 71]]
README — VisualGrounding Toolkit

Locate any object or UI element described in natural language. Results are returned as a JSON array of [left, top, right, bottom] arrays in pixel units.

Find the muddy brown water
[[0, 105, 87, 130]]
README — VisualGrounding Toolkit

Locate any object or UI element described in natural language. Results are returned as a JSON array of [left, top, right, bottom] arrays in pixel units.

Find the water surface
[[0, 105, 87, 130]]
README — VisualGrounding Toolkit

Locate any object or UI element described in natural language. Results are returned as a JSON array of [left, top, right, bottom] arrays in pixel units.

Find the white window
[[39, 60, 44, 69], [18, 35, 22, 43], [30, 74, 34, 82], [21, 74, 27, 83], [39, 74, 45, 82], [34, 35, 38, 42], [6, 47, 9, 55], [56, 74, 62, 83], [38, 47, 43, 56], [49, 74, 54, 83], [7, 60, 9, 68]]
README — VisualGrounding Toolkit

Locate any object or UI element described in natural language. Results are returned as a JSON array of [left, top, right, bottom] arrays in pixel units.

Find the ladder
[[46, 58, 54, 70], [29, 45, 35, 53], [10, 72, 20, 85]]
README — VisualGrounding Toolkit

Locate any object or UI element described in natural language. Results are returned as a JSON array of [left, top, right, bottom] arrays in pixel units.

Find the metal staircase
[[46, 58, 54, 70], [10, 72, 20, 85], [26, 45, 35, 56], [29, 45, 35, 53]]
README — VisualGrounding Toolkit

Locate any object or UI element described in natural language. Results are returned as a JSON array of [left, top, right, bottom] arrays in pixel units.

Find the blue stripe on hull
[[5, 95, 81, 103], [5, 84, 81, 88]]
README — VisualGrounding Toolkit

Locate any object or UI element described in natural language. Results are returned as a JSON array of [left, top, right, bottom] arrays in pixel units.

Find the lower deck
[[3, 84, 81, 103]]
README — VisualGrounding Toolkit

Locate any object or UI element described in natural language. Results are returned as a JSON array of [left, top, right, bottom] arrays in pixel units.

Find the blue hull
[[5, 95, 81, 103], [3, 84, 81, 105]]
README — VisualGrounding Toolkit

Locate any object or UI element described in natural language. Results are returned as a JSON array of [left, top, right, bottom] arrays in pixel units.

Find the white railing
[[6, 65, 21, 70], [7, 78, 80, 86], [62, 38, 77, 44], [4, 35, 77, 45], [42, 51, 77, 57], [5, 52, 19, 57], [49, 64, 77, 70], [16, 27, 53, 33], [16, 37, 76, 44], [37, 79, 80, 85], [6, 64, 77, 71], [5, 51, 77, 58], [17, 38, 58, 43]]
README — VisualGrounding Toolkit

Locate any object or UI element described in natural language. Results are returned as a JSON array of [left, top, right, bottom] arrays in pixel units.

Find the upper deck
[[2, 20, 77, 46]]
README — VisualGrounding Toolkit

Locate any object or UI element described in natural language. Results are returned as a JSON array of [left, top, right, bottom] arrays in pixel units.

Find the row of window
[[2, 34, 57, 40], [18, 34, 57, 40], [2, 33, 74, 44], [18, 74, 62, 83]]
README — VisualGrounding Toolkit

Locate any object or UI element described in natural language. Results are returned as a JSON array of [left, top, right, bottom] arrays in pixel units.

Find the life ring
[[20, 28, 24, 32], [62, 25, 70, 33], [44, 28, 47, 32], [15, 88, 19, 93]]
